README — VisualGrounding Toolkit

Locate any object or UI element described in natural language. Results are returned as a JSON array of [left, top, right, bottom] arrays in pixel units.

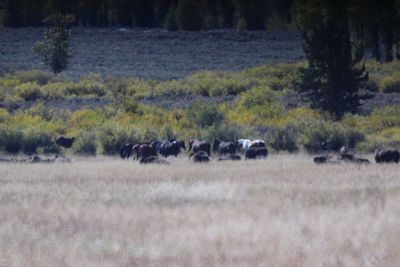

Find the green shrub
[[72, 130, 97, 155], [189, 72, 250, 96], [16, 82, 43, 101], [11, 70, 53, 85], [201, 123, 242, 142], [379, 73, 400, 93], [301, 121, 365, 153], [97, 123, 140, 155], [0, 125, 23, 153], [22, 128, 60, 154], [187, 102, 224, 128], [267, 126, 299, 152]]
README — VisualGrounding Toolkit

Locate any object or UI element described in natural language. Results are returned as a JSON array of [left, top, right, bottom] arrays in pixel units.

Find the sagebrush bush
[[201, 124, 243, 143], [267, 125, 299, 152], [97, 123, 140, 155], [188, 72, 250, 96], [22, 128, 59, 154], [0, 125, 23, 153], [68, 109, 107, 130], [301, 121, 365, 153], [379, 73, 400, 93], [16, 82, 43, 101], [72, 130, 97, 155], [10, 70, 53, 85], [187, 102, 224, 128]]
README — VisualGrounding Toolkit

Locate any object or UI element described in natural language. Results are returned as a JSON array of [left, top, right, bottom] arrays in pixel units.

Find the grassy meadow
[[1, 56, 400, 266], [0, 155, 399, 266]]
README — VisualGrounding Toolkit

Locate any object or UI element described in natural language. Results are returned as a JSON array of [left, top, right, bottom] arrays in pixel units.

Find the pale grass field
[[0, 154, 399, 267]]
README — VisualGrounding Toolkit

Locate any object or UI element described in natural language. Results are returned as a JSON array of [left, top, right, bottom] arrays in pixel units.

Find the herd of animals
[[119, 138, 268, 164], [1, 135, 398, 165]]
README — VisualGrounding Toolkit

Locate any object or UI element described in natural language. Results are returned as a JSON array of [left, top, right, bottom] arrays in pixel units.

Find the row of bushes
[[1, 105, 399, 156], [2, 61, 400, 105]]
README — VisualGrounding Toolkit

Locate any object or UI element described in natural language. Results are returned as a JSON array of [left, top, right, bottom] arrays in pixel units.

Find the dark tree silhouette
[[297, 1, 370, 119]]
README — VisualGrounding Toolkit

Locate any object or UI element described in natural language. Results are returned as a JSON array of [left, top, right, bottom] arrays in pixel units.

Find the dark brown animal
[[139, 156, 170, 165], [190, 151, 210, 163], [375, 148, 400, 163], [160, 140, 185, 157], [314, 156, 330, 164], [213, 139, 236, 156], [245, 147, 268, 159], [120, 143, 134, 159], [55, 136, 75, 148], [137, 144, 158, 161], [189, 139, 211, 156]]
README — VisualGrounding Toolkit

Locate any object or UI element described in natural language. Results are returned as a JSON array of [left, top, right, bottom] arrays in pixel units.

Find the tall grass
[[0, 156, 399, 266]]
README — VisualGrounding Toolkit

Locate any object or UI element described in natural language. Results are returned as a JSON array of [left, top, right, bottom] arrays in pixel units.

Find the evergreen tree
[[297, 1, 370, 119], [176, 0, 203, 30], [34, 13, 75, 74]]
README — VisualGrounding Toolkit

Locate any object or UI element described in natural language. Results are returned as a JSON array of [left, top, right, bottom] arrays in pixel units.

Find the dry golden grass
[[0, 154, 399, 266]]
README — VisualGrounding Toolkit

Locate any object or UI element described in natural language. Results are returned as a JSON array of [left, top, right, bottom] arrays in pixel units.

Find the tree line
[[0, 0, 293, 30]]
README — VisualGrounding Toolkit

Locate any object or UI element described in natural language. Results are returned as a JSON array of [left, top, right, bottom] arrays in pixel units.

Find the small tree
[[34, 13, 74, 74], [296, 1, 370, 119]]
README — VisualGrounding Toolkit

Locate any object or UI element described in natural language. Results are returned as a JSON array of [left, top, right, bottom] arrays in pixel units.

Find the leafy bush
[[379, 73, 400, 93], [97, 123, 140, 155], [72, 130, 97, 155], [201, 123, 242, 142], [267, 126, 299, 152], [68, 109, 107, 130], [22, 128, 59, 154], [187, 102, 224, 128], [16, 82, 43, 101], [0, 125, 23, 153], [10, 70, 53, 85], [301, 121, 364, 153], [189, 72, 250, 96]]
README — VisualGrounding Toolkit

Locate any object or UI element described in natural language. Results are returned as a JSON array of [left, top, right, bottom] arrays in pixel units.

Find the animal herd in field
[[119, 138, 269, 164], [2, 135, 397, 166], [313, 146, 400, 165]]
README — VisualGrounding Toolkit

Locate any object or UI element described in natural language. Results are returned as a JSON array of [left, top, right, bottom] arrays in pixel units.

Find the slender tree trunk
[[369, 24, 381, 62]]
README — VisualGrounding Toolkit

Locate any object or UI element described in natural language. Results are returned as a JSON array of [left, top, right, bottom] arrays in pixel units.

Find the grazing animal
[[375, 148, 400, 163], [250, 139, 266, 148], [338, 153, 354, 161], [120, 143, 134, 159], [189, 139, 211, 156], [159, 140, 185, 157], [139, 156, 170, 165], [314, 155, 330, 164], [237, 139, 252, 151], [55, 136, 75, 148], [213, 139, 236, 156], [150, 140, 163, 151], [245, 147, 268, 159], [217, 154, 241, 161], [138, 144, 158, 161], [190, 151, 210, 163]]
